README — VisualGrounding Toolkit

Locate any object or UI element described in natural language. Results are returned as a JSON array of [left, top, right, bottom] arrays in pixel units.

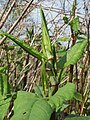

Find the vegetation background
[[0, 0, 90, 120]]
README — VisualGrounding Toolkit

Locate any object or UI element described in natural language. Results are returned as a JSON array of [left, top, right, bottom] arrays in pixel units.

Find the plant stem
[[69, 0, 77, 83], [5, 44, 11, 96]]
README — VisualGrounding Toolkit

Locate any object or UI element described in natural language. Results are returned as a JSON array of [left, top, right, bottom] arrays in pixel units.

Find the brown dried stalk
[[80, 77, 90, 115], [80, 52, 88, 94], [80, 10, 90, 114], [0, 0, 11, 21], [0, 0, 16, 29], [0, 0, 33, 45]]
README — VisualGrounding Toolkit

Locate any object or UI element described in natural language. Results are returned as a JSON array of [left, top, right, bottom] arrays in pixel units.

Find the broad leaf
[[48, 83, 75, 111], [0, 31, 46, 61], [11, 91, 52, 120], [57, 40, 87, 68], [64, 40, 87, 67], [28, 99, 52, 120]]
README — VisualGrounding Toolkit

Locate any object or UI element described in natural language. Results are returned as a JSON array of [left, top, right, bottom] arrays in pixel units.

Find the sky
[[0, 0, 89, 23], [0, 0, 89, 40]]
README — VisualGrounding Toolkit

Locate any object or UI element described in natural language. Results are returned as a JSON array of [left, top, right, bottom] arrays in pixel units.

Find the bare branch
[[0, 0, 11, 20], [0, 0, 16, 29], [0, 0, 33, 45]]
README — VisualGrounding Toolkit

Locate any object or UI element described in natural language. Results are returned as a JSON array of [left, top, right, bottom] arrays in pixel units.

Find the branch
[[0, 0, 16, 29], [0, 0, 33, 45]]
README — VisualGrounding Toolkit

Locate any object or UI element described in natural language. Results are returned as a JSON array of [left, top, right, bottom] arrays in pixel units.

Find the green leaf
[[57, 40, 87, 68], [57, 37, 70, 42], [48, 83, 75, 111], [0, 66, 7, 72], [65, 116, 90, 120], [34, 85, 43, 97], [63, 16, 69, 24], [11, 91, 53, 120], [26, 26, 34, 40], [57, 48, 66, 57], [40, 7, 53, 60], [60, 104, 69, 112], [29, 99, 52, 120], [0, 73, 10, 96], [74, 92, 82, 102], [64, 40, 87, 67], [0, 31, 46, 61], [15, 61, 23, 71], [7, 45, 14, 51], [57, 54, 66, 69], [0, 96, 11, 120], [86, 65, 90, 69], [70, 17, 80, 33]]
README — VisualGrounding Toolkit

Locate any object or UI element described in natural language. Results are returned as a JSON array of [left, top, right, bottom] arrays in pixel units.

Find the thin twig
[[0, 0, 33, 45], [0, 0, 11, 21], [0, 0, 16, 29]]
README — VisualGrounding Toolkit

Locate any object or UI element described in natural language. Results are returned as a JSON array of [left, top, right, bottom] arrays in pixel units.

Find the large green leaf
[[0, 31, 46, 61], [65, 116, 90, 120], [11, 91, 52, 120], [6, 85, 75, 120], [40, 7, 53, 60], [57, 40, 87, 68], [48, 83, 75, 111], [11, 85, 75, 120], [64, 40, 87, 67]]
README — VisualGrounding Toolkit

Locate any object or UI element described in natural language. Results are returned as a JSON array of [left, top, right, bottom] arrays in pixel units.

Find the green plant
[[10, 83, 75, 120], [0, 6, 88, 120]]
